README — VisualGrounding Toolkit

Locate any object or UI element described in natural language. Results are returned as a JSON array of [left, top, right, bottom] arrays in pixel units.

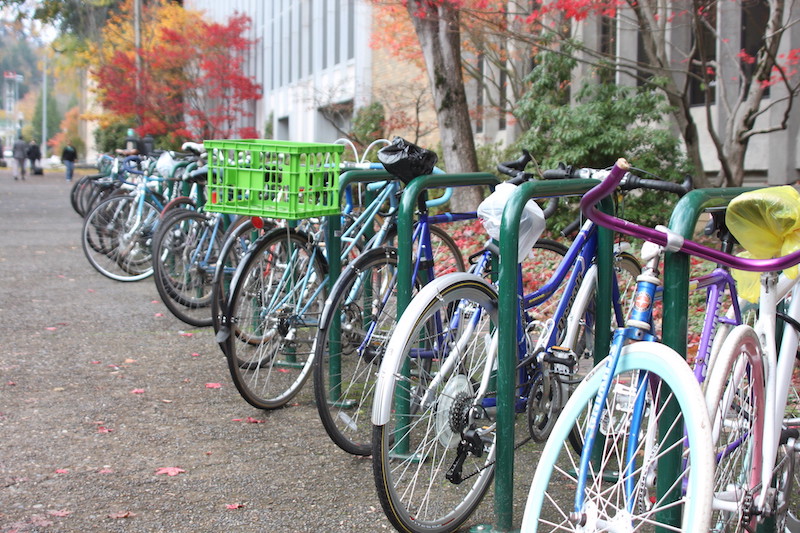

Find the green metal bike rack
[[325, 169, 393, 400], [479, 178, 612, 532], [391, 172, 499, 454], [656, 186, 755, 530]]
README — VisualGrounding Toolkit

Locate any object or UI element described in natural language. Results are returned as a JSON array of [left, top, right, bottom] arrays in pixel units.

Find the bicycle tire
[[82, 195, 159, 281], [151, 209, 224, 327], [521, 342, 715, 532], [704, 324, 765, 532], [372, 273, 499, 533], [313, 247, 404, 456], [224, 227, 328, 410]]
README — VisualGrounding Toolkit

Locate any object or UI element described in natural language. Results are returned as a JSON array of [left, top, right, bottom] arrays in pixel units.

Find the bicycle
[[367, 156, 692, 533], [218, 138, 468, 411], [520, 161, 800, 532]]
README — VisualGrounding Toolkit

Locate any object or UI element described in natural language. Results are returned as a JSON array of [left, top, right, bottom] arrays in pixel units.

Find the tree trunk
[[407, 1, 484, 212]]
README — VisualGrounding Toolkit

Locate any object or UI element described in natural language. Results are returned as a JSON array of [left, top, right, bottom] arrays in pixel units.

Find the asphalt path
[[0, 167, 538, 532]]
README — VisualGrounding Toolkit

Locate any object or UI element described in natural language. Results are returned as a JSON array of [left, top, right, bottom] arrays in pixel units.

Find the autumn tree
[[87, 0, 260, 143]]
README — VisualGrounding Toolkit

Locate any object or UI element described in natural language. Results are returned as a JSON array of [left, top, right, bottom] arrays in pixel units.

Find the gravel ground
[[0, 167, 540, 532]]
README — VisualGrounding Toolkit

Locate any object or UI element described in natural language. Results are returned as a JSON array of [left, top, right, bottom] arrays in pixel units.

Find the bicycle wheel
[[372, 273, 498, 533], [313, 247, 402, 455], [224, 227, 327, 410], [703, 325, 765, 532], [152, 209, 225, 327], [521, 342, 715, 532], [82, 194, 159, 281]]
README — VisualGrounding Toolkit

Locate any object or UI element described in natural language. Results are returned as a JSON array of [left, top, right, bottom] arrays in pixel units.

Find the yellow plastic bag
[[725, 185, 800, 302]]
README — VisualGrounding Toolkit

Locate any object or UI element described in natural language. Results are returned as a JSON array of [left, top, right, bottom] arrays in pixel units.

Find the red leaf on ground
[[45, 327, 58, 331], [6, 381, 15, 386], [205, 383, 221, 389], [225, 503, 244, 509], [179, 331, 193, 337], [191, 352, 200, 357], [151, 300, 159, 304], [87, 289, 95, 293], [97, 426, 113, 433], [90, 361, 101, 364], [154, 313, 164, 317], [155, 467, 185, 476], [131, 389, 145, 394], [108, 511, 136, 519], [98, 468, 114, 474], [48, 510, 71, 517], [55, 469, 68, 474], [245, 417, 264, 424], [231, 418, 243, 422]]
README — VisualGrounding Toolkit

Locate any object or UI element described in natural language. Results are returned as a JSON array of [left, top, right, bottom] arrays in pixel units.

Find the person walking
[[27, 140, 41, 175], [61, 142, 77, 182], [12, 135, 27, 180]]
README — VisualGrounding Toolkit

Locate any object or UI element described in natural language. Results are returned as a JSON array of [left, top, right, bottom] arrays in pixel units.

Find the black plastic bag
[[377, 137, 438, 183]]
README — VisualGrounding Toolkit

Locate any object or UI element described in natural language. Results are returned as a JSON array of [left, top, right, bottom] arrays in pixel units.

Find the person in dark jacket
[[62, 142, 77, 182], [27, 140, 41, 174]]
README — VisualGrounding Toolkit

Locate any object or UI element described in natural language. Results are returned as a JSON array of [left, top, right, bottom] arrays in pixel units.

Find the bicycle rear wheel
[[704, 324, 765, 532], [521, 342, 715, 532], [372, 273, 498, 533], [224, 227, 327, 410]]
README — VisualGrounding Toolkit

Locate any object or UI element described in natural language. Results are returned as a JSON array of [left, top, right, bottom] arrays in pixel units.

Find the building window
[[742, 0, 769, 93], [689, 1, 717, 105]]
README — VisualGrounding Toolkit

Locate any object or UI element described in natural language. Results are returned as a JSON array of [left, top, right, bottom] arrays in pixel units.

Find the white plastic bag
[[477, 182, 546, 261], [156, 151, 175, 179]]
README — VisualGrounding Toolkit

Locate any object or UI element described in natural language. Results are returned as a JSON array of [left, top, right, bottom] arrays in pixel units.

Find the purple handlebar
[[579, 159, 800, 272]]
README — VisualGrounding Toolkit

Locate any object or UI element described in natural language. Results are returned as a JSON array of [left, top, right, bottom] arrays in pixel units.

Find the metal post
[[488, 178, 606, 532]]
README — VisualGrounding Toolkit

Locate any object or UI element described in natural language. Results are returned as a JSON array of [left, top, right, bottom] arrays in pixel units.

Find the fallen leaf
[[97, 426, 113, 433], [191, 352, 200, 357], [131, 389, 145, 394], [231, 418, 243, 422], [6, 381, 15, 386], [45, 327, 57, 331], [246, 417, 265, 424], [108, 511, 135, 519], [87, 289, 95, 293], [226, 503, 244, 509], [205, 383, 221, 389], [179, 331, 193, 337], [151, 300, 159, 304], [124, 358, 137, 364], [154, 313, 164, 317], [48, 510, 71, 517], [55, 469, 68, 474], [90, 361, 101, 364], [98, 468, 114, 474], [155, 467, 185, 476]]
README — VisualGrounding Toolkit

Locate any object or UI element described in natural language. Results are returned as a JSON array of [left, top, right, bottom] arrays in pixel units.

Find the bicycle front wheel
[[82, 195, 159, 281], [224, 227, 327, 410], [372, 273, 498, 533], [152, 209, 225, 327], [522, 342, 714, 532], [313, 247, 401, 456]]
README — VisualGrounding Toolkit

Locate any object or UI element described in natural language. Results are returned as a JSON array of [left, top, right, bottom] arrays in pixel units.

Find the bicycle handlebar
[[580, 158, 800, 272]]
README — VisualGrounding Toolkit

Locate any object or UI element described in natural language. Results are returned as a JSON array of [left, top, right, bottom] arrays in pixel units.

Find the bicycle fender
[[372, 272, 497, 426]]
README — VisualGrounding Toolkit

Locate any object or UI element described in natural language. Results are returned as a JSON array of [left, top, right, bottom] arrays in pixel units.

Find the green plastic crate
[[204, 139, 344, 219]]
